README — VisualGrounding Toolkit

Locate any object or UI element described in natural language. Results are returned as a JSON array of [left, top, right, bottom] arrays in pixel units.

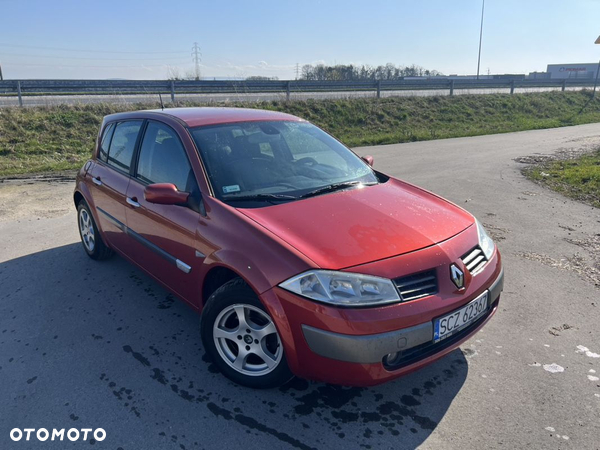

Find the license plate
[[434, 291, 489, 343]]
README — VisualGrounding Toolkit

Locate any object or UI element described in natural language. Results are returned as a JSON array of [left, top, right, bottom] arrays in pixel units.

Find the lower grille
[[461, 246, 487, 275], [393, 270, 438, 302], [383, 299, 498, 370]]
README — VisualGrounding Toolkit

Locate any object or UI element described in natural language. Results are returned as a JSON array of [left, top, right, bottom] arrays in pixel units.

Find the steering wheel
[[294, 157, 319, 167]]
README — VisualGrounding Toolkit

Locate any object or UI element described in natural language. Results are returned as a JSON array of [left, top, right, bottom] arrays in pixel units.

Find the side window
[[136, 122, 194, 192], [98, 122, 115, 162], [106, 121, 143, 172]]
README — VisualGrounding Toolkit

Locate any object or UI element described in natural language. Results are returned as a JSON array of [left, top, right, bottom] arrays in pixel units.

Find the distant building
[[527, 71, 551, 79], [546, 63, 599, 79]]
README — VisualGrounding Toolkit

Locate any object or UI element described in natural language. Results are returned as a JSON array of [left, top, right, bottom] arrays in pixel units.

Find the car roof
[[105, 107, 304, 128]]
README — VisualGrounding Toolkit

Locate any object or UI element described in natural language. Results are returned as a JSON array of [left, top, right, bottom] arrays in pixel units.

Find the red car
[[74, 107, 503, 388]]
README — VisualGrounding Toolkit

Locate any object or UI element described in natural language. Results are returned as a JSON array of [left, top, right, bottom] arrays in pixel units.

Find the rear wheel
[[77, 201, 113, 260], [201, 278, 293, 388]]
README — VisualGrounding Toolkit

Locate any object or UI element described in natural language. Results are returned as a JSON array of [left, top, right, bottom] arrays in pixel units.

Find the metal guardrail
[[0, 78, 595, 106]]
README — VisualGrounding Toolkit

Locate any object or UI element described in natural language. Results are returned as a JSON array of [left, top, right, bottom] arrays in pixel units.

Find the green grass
[[525, 149, 600, 208], [1, 91, 600, 177]]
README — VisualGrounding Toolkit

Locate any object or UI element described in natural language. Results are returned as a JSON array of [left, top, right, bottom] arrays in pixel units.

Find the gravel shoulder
[[0, 179, 73, 223]]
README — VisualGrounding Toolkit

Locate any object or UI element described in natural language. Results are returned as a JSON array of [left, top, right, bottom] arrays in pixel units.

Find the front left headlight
[[278, 270, 400, 307], [475, 218, 495, 260]]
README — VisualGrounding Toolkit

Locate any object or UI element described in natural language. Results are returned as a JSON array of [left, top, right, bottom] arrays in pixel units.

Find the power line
[[0, 52, 190, 61], [0, 42, 188, 54], [1, 61, 185, 68], [192, 42, 201, 80]]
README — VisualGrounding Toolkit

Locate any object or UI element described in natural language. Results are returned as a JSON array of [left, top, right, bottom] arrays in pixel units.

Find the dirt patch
[[482, 222, 509, 242], [565, 234, 600, 281], [515, 141, 600, 166], [518, 250, 600, 288], [514, 154, 555, 165], [0, 180, 74, 222], [549, 324, 575, 337], [565, 233, 600, 256]]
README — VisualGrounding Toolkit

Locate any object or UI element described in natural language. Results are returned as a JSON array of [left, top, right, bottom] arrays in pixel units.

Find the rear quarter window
[[98, 122, 115, 162]]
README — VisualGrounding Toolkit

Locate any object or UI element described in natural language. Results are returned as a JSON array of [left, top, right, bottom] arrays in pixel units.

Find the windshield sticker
[[223, 185, 241, 194]]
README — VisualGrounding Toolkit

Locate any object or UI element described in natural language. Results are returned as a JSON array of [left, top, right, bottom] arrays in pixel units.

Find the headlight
[[475, 219, 495, 260], [278, 270, 400, 307]]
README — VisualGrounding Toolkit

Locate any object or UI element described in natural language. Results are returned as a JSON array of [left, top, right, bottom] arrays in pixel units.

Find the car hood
[[238, 179, 474, 269]]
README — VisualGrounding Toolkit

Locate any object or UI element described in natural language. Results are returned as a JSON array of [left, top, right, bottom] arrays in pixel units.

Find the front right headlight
[[475, 219, 495, 260], [278, 270, 400, 307]]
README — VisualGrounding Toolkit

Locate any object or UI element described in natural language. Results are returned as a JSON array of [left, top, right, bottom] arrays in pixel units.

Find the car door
[[124, 120, 204, 304], [88, 120, 143, 255]]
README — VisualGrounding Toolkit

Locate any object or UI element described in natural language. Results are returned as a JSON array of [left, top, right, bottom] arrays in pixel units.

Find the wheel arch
[[74, 190, 85, 209], [201, 265, 242, 308], [199, 255, 293, 347], [73, 184, 108, 247]]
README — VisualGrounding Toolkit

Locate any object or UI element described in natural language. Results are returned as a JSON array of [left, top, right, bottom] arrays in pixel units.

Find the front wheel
[[201, 278, 293, 388]]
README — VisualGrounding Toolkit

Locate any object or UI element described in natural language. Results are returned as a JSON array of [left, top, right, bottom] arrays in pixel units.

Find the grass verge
[[524, 148, 600, 208], [1, 90, 600, 177]]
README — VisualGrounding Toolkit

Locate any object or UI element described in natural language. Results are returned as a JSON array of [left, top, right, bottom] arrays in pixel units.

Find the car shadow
[[0, 243, 469, 450]]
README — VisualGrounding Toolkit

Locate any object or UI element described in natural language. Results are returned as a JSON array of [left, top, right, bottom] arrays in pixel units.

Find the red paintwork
[[261, 230, 502, 386], [263, 287, 499, 386], [239, 178, 474, 269], [86, 160, 132, 255], [74, 107, 502, 386], [144, 183, 189, 205], [149, 107, 303, 128]]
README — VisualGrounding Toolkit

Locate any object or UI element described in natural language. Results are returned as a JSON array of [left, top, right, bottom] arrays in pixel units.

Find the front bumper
[[260, 226, 504, 386], [302, 268, 503, 365]]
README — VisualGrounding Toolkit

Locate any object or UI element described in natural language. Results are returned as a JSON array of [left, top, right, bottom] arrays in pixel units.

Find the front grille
[[461, 246, 487, 275], [393, 270, 438, 302]]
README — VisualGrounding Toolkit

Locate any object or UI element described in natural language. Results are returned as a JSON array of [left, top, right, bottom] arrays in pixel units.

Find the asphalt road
[[0, 86, 585, 107], [1, 124, 599, 450]]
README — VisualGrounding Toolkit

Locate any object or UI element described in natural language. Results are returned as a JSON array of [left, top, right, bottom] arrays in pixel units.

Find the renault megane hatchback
[[74, 107, 503, 388]]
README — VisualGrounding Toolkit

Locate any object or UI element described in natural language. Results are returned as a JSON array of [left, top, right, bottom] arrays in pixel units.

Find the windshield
[[190, 120, 378, 205]]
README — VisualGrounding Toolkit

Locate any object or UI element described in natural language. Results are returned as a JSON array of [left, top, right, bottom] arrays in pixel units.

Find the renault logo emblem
[[450, 264, 464, 289]]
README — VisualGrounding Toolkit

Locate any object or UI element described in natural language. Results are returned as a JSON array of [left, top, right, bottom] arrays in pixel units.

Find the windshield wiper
[[300, 181, 378, 199], [222, 193, 298, 203]]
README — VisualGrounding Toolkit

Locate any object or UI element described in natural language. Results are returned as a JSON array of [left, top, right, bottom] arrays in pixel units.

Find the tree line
[[299, 63, 443, 81]]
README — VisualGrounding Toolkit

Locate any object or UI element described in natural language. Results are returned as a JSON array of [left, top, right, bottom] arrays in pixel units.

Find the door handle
[[92, 177, 102, 186], [126, 197, 140, 208]]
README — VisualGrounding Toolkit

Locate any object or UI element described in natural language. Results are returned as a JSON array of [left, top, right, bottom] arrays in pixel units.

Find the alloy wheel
[[213, 304, 282, 377], [79, 208, 95, 253]]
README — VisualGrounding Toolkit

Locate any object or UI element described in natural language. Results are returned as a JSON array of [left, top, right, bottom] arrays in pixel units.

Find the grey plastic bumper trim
[[302, 322, 433, 364], [488, 268, 504, 305], [302, 267, 504, 364]]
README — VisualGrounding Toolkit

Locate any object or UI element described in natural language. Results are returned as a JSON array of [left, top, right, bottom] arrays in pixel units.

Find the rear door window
[[106, 121, 143, 173]]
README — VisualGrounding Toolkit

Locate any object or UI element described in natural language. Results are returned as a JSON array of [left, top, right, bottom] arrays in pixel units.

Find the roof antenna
[[158, 93, 165, 111]]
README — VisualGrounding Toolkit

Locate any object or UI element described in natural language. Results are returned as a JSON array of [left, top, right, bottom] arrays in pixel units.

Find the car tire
[[77, 200, 113, 260], [201, 278, 294, 388]]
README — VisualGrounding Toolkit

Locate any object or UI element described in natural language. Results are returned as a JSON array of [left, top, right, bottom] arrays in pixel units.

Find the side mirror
[[361, 155, 374, 166], [144, 183, 189, 206]]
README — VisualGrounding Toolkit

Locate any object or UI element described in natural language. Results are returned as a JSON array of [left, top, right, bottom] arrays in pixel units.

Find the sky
[[1, 0, 599, 80]]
